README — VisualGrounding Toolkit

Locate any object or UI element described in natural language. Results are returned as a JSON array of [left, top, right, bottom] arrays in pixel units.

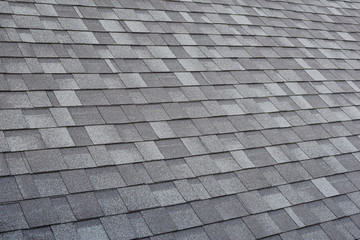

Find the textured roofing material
[[1, 0, 360, 239]]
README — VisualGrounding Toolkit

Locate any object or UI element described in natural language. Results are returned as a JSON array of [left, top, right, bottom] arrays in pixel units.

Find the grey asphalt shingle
[[166, 204, 202, 230], [96, 190, 127, 216], [86, 166, 125, 190], [39, 128, 75, 148], [61, 147, 96, 169], [5, 130, 45, 151], [75, 219, 109, 240], [21, 198, 60, 227], [33, 172, 68, 197], [51, 197, 76, 223], [85, 125, 121, 144], [2, 0, 360, 238], [69, 107, 104, 125], [61, 169, 93, 193], [141, 208, 177, 235], [150, 182, 185, 206], [67, 192, 103, 220], [52, 224, 78, 240], [243, 213, 281, 238], [0, 203, 28, 232], [25, 149, 67, 173], [0, 110, 27, 130], [191, 199, 223, 224], [101, 215, 134, 240], [0, 176, 22, 203], [118, 185, 159, 211]]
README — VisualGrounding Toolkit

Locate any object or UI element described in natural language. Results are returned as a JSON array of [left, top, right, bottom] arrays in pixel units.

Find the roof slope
[[1, 0, 360, 239]]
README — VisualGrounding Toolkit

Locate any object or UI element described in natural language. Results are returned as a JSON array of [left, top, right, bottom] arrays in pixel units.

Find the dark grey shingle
[[236, 168, 271, 190], [117, 164, 143, 186], [269, 209, 298, 233], [141, 208, 177, 235], [61, 169, 93, 193], [166, 204, 202, 230], [127, 212, 152, 238], [23, 227, 55, 240], [99, 106, 129, 124], [69, 107, 104, 125], [101, 215, 135, 240], [0, 176, 22, 203], [67, 192, 103, 220], [25, 149, 67, 173], [88, 145, 114, 166], [243, 213, 281, 238], [0, 203, 28, 232], [214, 195, 248, 220], [33, 172, 68, 197], [51, 197, 76, 223], [61, 147, 96, 169], [67, 127, 93, 146], [95, 189, 127, 215], [76, 90, 109, 105], [0, 92, 32, 109], [191, 199, 223, 224], [116, 123, 142, 142], [52, 223, 78, 240], [238, 191, 271, 214], [21, 198, 60, 227]]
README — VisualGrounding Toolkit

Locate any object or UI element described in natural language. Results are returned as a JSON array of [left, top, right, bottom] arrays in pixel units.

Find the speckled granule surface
[[1, 0, 360, 239]]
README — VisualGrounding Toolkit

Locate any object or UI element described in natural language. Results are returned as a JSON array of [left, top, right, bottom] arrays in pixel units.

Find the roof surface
[[1, 0, 360, 239]]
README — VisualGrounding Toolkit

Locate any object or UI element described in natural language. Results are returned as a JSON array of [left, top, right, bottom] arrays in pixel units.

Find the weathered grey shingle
[[67, 192, 103, 220], [85, 125, 121, 144], [61, 147, 96, 169], [101, 215, 134, 240], [141, 208, 177, 235], [75, 219, 108, 240], [40, 128, 75, 148], [61, 169, 93, 193], [33, 172, 68, 197], [0, 203, 28, 232], [21, 198, 60, 227], [86, 166, 125, 190], [118, 185, 159, 211], [95, 190, 127, 216], [0, 110, 27, 130], [5, 130, 45, 151]]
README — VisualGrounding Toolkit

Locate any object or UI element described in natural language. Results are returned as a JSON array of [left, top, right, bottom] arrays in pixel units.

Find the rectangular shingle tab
[[67, 192, 103, 220], [0, 203, 28, 232], [21, 198, 60, 227]]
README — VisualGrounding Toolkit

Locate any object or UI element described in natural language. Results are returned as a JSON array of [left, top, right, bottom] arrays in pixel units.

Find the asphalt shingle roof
[[1, 0, 360, 239]]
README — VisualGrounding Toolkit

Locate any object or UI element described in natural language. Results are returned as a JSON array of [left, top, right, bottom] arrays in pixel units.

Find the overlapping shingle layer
[[1, 0, 360, 239]]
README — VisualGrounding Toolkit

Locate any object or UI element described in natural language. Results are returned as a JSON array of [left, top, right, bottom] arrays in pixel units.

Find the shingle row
[[1, 151, 360, 203], [1, 100, 359, 129], [1, 191, 360, 239]]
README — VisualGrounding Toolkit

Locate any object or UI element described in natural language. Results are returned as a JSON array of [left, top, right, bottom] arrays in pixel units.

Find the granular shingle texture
[[1, 0, 360, 239]]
